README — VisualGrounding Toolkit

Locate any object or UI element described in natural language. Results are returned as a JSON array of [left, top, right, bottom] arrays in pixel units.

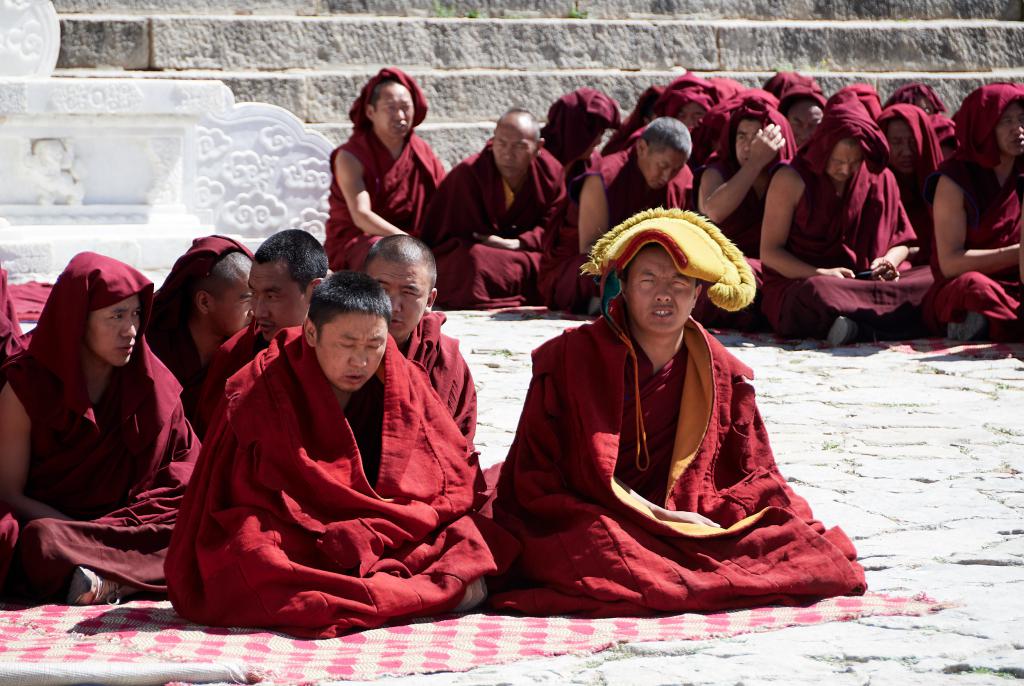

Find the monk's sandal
[[67, 566, 133, 606]]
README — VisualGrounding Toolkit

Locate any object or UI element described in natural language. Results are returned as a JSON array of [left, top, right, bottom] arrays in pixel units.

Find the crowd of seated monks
[[0, 66, 1020, 638]]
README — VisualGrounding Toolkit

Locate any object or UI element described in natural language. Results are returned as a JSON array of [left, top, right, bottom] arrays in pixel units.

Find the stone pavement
[[337, 309, 1024, 685]]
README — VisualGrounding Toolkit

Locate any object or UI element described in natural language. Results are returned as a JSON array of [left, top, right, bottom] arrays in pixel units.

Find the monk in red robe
[[363, 235, 477, 441], [420, 109, 564, 309], [0, 253, 199, 604], [148, 236, 253, 425], [166, 271, 515, 638], [537, 88, 622, 312], [694, 98, 796, 330], [489, 209, 865, 616], [576, 117, 694, 259], [884, 82, 947, 115], [763, 71, 821, 100], [877, 104, 943, 266], [923, 83, 1024, 341], [651, 73, 718, 132], [832, 84, 883, 120], [765, 72, 825, 149], [761, 91, 933, 345], [0, 266, 23, 365], [193, 229, 326, 436], [932, 113, 958, 160], [325, 68, 446, 270], [689, 89, 780, 170]]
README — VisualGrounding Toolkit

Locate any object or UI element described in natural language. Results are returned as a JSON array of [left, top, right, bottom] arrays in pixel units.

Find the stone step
[[50, 0, 1023, 20], [58, 15, 1024, 73], [56, 68, 1024, 125]]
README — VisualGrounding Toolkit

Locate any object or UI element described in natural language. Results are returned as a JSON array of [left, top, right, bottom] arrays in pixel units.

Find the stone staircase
[[52, 0, 1024, 167]]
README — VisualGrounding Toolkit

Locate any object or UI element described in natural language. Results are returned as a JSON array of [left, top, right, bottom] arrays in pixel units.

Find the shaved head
[[493, 108, 543, 189], [496, 108, 541, 141], [363, 235, 438, 345], [192, 250, 252, 299], [364, 235, 437, 287]]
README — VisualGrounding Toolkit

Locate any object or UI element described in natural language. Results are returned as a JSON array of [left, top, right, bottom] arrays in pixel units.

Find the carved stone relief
[[196, 102, 334, 241], [0, 0, 60, 78], [24, 138, 84, 205]]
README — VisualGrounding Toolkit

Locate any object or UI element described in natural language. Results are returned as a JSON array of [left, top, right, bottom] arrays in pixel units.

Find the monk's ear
[[425, 288, 437, 311], [194, 289, 213, 315], [636, 139, 648, 157], [303, 317, 318, 346], [304, 277, 323, 300]]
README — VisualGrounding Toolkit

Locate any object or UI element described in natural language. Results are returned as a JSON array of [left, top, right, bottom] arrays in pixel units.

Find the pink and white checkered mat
[[0, 593, 942, 684]]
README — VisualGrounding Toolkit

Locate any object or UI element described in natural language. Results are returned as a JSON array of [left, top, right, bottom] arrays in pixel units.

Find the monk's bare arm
[[334, 151, 406, 237], [577, 174, 610, 254], [761, 167, 853, 279], [0, 384, 72, 521], [933, 175, 1020, 279]]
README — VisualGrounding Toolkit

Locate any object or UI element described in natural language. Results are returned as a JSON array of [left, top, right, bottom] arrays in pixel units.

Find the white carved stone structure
[[0, 0, 336, 282]]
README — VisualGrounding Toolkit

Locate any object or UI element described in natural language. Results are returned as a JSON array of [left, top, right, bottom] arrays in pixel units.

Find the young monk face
[[83, 294, 142, 368], [364, 258, 437, 346], [492, 113, 541, 188], [366, 81, 414, 143], [734, 118, 764, 166], [885, 118, 917, 176], [635, 140, 688, 190], [304, 312, 389, 395], [677, 102, 707, 131], [787, 98, 824, 148], [995, 102, 1024, 159], [825, 139, 863, 190], [620, 245, 701, 340], [200, 276, 254, 339], [249, 260, 314, 343]]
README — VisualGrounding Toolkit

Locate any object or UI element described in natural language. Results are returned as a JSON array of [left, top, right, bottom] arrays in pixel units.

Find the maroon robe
[[148, 235, 253, 426], [877, 104, 943, 266], [0, 266, 24, 365], [830, 84, 883, 120], [763, 71, 823, 100], [922, 83, 1024, 341], [762, 92, 933, 339], [0, 253, 199, 599], [193, 319, 265, 438], [932, 113, 958, 153], [692, 98, 796, 331], [708, 77, 746, 104], [165, 329, 516, 638], [489, 303, 866, 616], [420, 145, 565, 309], [651, 74, 717, 122], [601, 146, 693, 228], [325, 68, 446, 270], [603, 85, 665, 156], [537, 89, 622, 312], [403, 311, 477, 443], [884, 82, 948, 114]]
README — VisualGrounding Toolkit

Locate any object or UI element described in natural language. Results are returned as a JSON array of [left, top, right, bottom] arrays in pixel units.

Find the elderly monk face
[[885, 118, 917, 176], [995, 102, 1024, 159], [677, 102, 707, 131], [304, 312, 389, 395], [250, 259, 314, 343], [365, 258, 437, 346], [825, 138, 863, 189], [787, 98, 824, 148], [635, 140, 688, 190], [621, 245, 701, 340], [492, 113, 541, 187], [84, 294, 142, 368], [366, 81, 414, 142], [734, 118, 763, 166]]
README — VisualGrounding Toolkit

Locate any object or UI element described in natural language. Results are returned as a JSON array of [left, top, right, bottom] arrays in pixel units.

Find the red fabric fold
[[540, 88, 621, 167], [884, 82, 947, 114], [165, 330, 516, 638], [602, 85, 665, 156], [0, 253, 199, 597], [421, 145, 565, 309], [0, 267, 24, 366]]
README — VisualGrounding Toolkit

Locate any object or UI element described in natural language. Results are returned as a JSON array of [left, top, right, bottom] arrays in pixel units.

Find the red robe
[[689, 89, 779, 170], [830, 84, 883, 121], [0, 253, 199, 599], [602, 85, 664, 156], [692, 98, 796, 331], [921, 83, 1024, 341], [165, 330, 515, 638], [147, 235, 253, 426], [325, 68, 446, 270], [421, 145, 565, 309], [193, 320, 266, 438], [762, 92, 933, 339], [601, 147, 693, 228], [762, 71, 823, 100], [403, 311, 477, 443], [489, 307, 866, 616], [0, 266, 23, 365], [540, 88, 621, 167], [884, 82, 948, 114], [877, 104, 943, 266]]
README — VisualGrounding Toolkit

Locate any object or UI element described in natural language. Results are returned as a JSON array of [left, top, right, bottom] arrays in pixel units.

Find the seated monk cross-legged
[[193, 229, 327, 436], [420, 109, 564, 310], [488, 208, 866, 616], [923, 83, 1024, 342], [165, 271, 516, 638], [760, 90, 933, 345], [325, 68, 445, 271], [0, 253, 200, 605], [148, 236, 254, 426], [363, 235, 478, 442]]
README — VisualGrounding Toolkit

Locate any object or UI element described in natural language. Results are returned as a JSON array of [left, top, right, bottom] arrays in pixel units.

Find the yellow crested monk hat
[[581, 207, 756, 315]]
